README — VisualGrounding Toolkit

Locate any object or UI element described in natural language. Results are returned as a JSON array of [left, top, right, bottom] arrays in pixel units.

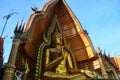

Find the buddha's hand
[[84, 70, 97, 78], [80, 69, 85, 73]]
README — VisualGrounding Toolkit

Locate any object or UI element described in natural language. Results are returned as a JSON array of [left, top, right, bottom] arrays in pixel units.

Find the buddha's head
[[52, 28, 62, 46]]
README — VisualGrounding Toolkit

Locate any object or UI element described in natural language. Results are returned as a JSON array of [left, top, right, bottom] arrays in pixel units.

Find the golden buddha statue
[[42, 28, 97, 80]]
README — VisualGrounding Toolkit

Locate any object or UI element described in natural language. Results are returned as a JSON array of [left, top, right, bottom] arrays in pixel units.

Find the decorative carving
[[15, 58, 30, 80], [34, 15, 57, 80], [15, 70, 23, 80], [31, 7, 39, 13], [14, 19, 25, 39], [21, 58, 30, 74]]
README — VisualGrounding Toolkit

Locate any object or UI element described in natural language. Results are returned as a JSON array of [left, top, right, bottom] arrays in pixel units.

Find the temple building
[[2, 0, 120, 80], [93, 47, 120, 79]]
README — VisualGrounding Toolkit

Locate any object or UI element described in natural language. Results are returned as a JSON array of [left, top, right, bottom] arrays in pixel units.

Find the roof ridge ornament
[[31, 7, 39, 13], [14, 19, 25, 39]]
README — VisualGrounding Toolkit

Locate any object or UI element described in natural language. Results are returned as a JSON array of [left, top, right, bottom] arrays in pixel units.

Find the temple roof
[[102, 54, 120, 72]]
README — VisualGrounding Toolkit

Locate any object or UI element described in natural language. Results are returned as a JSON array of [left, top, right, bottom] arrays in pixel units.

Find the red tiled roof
[[114, 57, 120, 72], [102, 54, 120, 72]]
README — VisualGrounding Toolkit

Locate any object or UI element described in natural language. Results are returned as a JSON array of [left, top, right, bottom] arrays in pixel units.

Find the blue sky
[[0, 0, 120, 63]]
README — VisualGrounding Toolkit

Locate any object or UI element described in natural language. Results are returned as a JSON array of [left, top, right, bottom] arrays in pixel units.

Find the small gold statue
[[21, 58, 30, 74], [21, 58, 30, 80]]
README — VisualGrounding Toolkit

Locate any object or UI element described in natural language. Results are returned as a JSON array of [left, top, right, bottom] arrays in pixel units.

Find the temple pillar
[[3, 39, 20, 80], [97, 47, 109, 79], [113, 69, 119, 79], [3, 20, 24, 80]]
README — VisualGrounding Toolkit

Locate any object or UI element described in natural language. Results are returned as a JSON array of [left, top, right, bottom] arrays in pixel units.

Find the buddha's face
[[55, 36, 62, 45], [52, 32, 62, 46]]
